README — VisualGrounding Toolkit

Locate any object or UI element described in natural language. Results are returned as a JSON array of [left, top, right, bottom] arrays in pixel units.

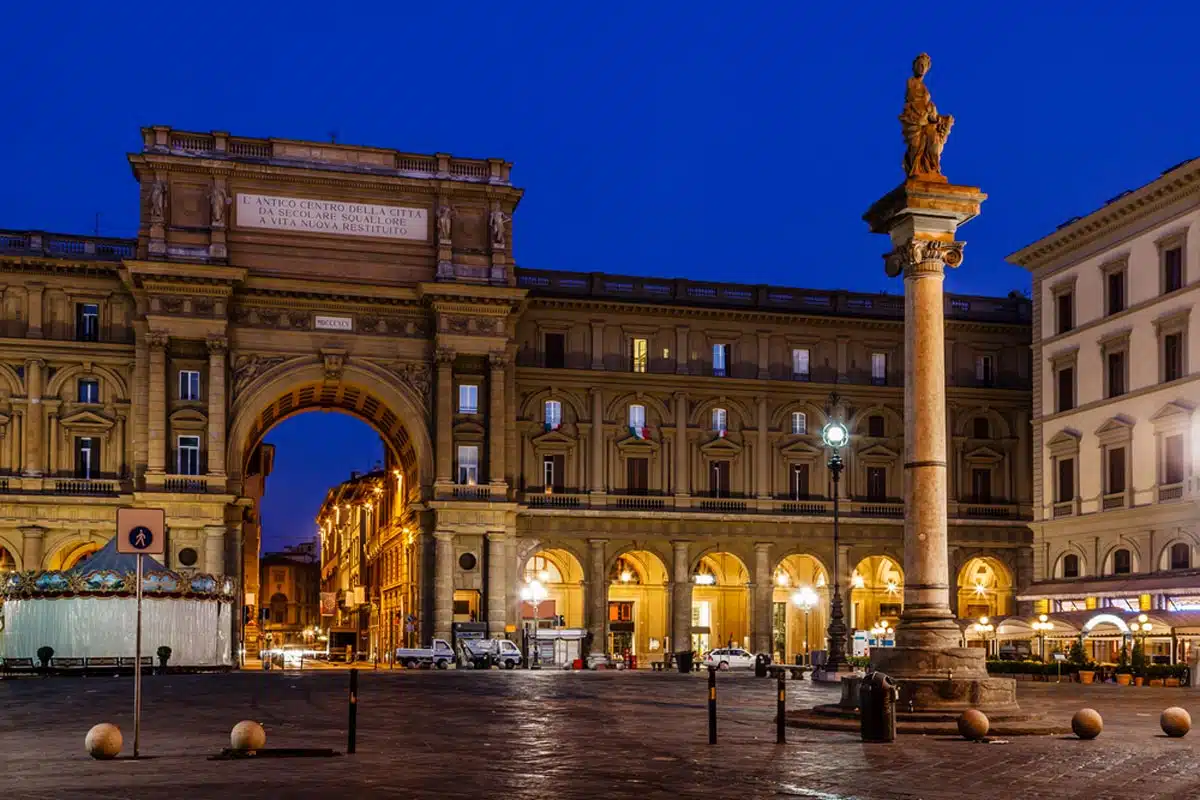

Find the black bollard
[[708, 667, 717, 745], [348, 668, 358, 754], [776, 671, 786, 744]]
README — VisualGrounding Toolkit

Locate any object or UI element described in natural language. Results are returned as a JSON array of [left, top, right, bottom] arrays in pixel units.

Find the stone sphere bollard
[[85, 723, 123, 760], [957, 709, 990, 740], [230, 720, 267, 751], [1161, 707, 1191, 738], [1071, 708, 1103, 740]]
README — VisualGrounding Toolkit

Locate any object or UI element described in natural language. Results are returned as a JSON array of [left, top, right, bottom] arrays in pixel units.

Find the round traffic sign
[[128, 526, 154, 551]]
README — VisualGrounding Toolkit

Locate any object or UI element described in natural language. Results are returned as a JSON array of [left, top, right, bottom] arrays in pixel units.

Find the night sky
[[2, 4, 1197, 550]]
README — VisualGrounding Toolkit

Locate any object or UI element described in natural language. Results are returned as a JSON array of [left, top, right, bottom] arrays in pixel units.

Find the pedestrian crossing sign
[[116, 508, 166, 555]]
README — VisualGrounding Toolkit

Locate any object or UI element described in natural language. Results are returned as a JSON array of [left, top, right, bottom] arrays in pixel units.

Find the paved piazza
[[3, 671, 1200, 799]]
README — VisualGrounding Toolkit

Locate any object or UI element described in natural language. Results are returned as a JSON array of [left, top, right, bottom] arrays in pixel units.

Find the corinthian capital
[[435, 347, 456, 366], [488, 351, 510, 370], [146, 330, 170, 349], [206, 335, 229, 355], [883, 239, 965, 278]]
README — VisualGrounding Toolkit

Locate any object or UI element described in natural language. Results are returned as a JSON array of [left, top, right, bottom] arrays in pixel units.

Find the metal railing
[[0, 230, 135, 261], [54, 479, 119, 496]]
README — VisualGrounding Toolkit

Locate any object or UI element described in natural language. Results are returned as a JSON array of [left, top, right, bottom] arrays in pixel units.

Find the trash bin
[[859, 671, 898, 743], [676, 651, 694, 674], [755, 653, 770, 678]]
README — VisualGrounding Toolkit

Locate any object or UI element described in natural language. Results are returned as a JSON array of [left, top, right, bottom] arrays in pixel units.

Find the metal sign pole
[[134, 552, 143, 758]]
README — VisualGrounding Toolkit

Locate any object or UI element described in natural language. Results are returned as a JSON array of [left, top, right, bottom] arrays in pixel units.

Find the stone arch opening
[[851, 555, 904, 634], [956, 556, 1014, 619], [49, 539, 103, 571], [692, 551, 749, 653], [606, 549, 669, 661], [522, 548, 585, 629], [771, 553, 828, 664], [0, 545, 15, 573]]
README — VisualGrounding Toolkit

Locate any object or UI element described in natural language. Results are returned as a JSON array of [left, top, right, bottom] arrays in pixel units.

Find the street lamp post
[[973, 616, 995, 658], [792, 587, 818, 665], [1032, 614, 1053, 662], [520, 579, 547, 669], [821, 416, 850, 673]]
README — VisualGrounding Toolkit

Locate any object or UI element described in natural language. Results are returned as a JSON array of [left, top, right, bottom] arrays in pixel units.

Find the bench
[[52, 657, 86, 674], [85, 657, 121, 676], [119, 656, 154, 671], [766, 664, 810, 681], [1, 657, 35, 677]]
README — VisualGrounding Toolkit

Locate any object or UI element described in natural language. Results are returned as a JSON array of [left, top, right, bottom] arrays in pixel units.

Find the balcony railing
[[1053, 501, 1074, 518], [0, 230, 135, 262], [699, 499, 748, 513], [165, 477, 209, 493], [961, 503, 1016, 519], [1102, 493, 1127, 511], [450, 484, 493, 501], [524, 492, 585, 509], [612, 496, 667, 511], [1159, 484, 1184, 502], [857, 502, 905, 518], [55, 479, 119, 496]]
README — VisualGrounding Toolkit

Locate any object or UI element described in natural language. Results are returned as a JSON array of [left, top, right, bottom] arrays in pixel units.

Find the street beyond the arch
[[4, 670, 1200, 800]]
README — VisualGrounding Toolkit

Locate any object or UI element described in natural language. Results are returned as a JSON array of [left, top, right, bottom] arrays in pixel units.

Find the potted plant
[[1115, 641, 1132, 685], [156, 645, 172, 671], [1132, 640, 1147, 686], [36, 646, 54, 670], [1069, 639, 1095, 684]]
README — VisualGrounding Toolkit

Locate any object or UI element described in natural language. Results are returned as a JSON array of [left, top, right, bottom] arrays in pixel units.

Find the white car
[[703, 648, 756, 670]]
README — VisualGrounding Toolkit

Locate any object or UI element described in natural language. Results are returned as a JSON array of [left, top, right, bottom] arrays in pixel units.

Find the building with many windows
[[1008, 156, 1200, 663], [259, 540, 320, 648], [0, 127, 1033, 666]]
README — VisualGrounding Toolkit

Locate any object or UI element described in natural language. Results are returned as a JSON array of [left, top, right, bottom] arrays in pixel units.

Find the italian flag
[[630, 425, 650, 440], [716, 429, 727, 439], [544, 421, 561, 432]]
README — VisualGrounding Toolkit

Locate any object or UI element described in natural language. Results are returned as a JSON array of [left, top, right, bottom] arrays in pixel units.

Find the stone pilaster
[[673, 392, 688, 497], [26, 284, 44, 339], [206, 336, 228, 476], [590, 321, 605, 370], [204, 525, 224, 574], [434, 349, 454, 486], [20, 525, 46, 571], [488, 351, 507, 488], [486, 531, 507, 637], [146, 331, 169, 476], [587, 538, 608, 657], [755, 396, 769, 499], [433, 531, 454, 643], [752, 542, 773, 655], [21, 359, 44, 477], [670, 540, 692, 654], [589, 388, 604, 494], [674, 326, 689, 374]]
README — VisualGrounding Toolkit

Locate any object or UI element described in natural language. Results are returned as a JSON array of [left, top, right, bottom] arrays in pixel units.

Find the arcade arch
[[956, 556, 1014, 619], [771, 553, 828, 663], [0, 545, 15, 572], [850, 555, 903, 633], [607, 549, 669, 661], [691, 552, 750, 653], [523, 548, 585, 629], [48, 539, 103, 571]]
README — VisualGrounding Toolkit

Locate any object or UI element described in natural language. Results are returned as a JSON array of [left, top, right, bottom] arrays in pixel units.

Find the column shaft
[[756, 397, 769, 498], [21, 527, 45, 571], [587, 539, 607, 656], [673, 393, 688, 496], [753, 543, 773, 655], [433, 532, 454, 643], [147, 333, 168, 475], [204, 525, 224, 574], [488, 353, 507, 486], [486, 532, 507, 637], [22, 359, 44, 476], [435, 350, 453, 484], [671, 541, 692, 654], [207, 338, 227, 476], [590, 389, 604, 492]]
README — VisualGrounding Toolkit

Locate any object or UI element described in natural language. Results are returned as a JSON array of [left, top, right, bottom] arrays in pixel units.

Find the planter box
[[1116, 673, 1132, 686], [1134, 677, 1144, 686], [1149, 679, 1164, 687], [1165, 678, 1181, 687], [1078, 671, 1096, 684]]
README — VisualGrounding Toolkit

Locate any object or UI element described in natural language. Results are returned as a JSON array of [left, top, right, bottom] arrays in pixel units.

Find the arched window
[[628, 404, 646, 429], [1170, 542, 1191, 570], [972, 417, 990, 439], [1113, 548, 1132, 575], [712, 408, 728, 433], [270, 592, 289, 623], [1062, 553, 1080, 578], [544, 400, 562, 431], [868, 415, 885, 437], [791, 411, 807, 435]]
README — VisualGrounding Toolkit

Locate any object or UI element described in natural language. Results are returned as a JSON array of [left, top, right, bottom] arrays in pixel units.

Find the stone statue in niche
[[489, 210, 510, 250], [899, 53, 954, 180], [437, 202, 454, 242], [150, 181, 168, 222], [209, 185, 229, 227]]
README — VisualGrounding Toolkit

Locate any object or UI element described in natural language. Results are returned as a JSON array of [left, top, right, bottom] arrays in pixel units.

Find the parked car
[[703, 648, 756, 670], [458, 638, 523, 669], [395, 639, 454, 669]]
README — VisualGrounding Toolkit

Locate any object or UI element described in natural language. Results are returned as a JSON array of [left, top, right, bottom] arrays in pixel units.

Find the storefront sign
[[236, 193, 428, 241], [319, 592, 336, 616], [314, 315, 353, 332]]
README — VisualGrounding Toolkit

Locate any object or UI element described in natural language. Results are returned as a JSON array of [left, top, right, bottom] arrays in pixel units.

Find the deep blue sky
[[3, 4, 1197, 548]]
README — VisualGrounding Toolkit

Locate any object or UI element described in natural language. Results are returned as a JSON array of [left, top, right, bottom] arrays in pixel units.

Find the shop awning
[[1017, 569, 1200, 601]]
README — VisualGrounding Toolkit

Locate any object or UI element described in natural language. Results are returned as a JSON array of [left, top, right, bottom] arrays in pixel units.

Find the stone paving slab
[[2, 670, 1200, 799]]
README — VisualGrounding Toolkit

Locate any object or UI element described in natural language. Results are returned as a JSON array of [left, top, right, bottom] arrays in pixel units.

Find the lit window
[[711, 408, 727, 433], [544, 400, 562, 431], [631, 338, 648, 373], [712, 344, 729, 377], [179, 370, 201, 401], [792, 348, 810, 380], [628, 404, 646, 430], [975, 354, 994, 386], [75, 436, 98, 479], [458, 384, 478, 414], [177, 435, 201, 475], [791, 411, 807, 435], [456, 445, 479, 485], [76, 303, 99, 342], [871, 352, 887, 385], [77, 379, 99, 404]]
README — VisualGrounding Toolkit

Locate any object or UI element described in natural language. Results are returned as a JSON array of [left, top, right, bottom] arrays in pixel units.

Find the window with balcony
[[74, 436, 99, 479], [544, 400, 562, 431], [1107, 446, 1126, 495], [1107, 350, 1127, 397], [791, 411, 807, 435], [975, 354, 994, 387], [1164, 434, 1185, 485], [544, 333, 566, 369], [458, 384, 478, 414], [1112, 548, 1132, 576], [177, 435, 201, 475], [1106, 268, 1127, 315], [179, 369, 201, 401], [76, 303, 99, 342], [631, 338, 649, 373], [456, 445, 479, 485], [1055, 291, 1073, 335], [709, 460, 730, 497], [1057, 457, 1075, 503], [790, 463, 809, 500], [868, 415, 885, 438], [1163, 332, 1184, 382], [626, 457, 648, 495], [1171, 543, 1191, 571], [972, 416, 990, 440], [1062, 553, 1080, 579], [712, 407, 727, 434], [77, 378, 99, 404], [542, 454, 564, 492], [1056, 365, 1075, 413], [1163, 245, 1184, 293], [971, 468, 991, 504], [791, 348, 810, 380], [866, 467, 887, 500], [870, 352, 887, 386], [712, 344, 729, 377]]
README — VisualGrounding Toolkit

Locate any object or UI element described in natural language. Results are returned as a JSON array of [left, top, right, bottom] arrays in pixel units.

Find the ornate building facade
[[0, 127, 1033, 664]]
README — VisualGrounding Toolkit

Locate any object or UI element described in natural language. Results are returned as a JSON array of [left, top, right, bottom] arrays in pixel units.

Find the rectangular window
[[790, 463, 809, 500], [790, 411, 807, 435], [1107, 447, 1126, 494], [456, 445, 479, 485], [544, 400, 562, 430], [1164, 333, 1183, 382], [75, 436, 99, 479], [1165, 434, 1185, 485], [1164, 246, 1184, 293], [711, 408, 727, 433], [791, 348, 810, 380], [1056, 292, 1073, 335], [1107, 351, 1126, 398], [866, 467, 887, 500], [1107, 270, 1126, 315], [971, 468, 992, 503], [709, 460, 730, 497], [712, 344, 729, 377], [179, 369, 201, 401], [631, 338, 649, 373], [1057, 458, 1075, 503], [870, 352, 887, 385], [458, 384, 478, 414], [628, 404, 646, 430], [76, 303, 99, 342], [626, 457, 648, 495], [868, 415, 885, 438], [975, 354, 994, 387], [972, 416, 990, 440], [77, 378, 99, 404], [542, 454, 565, 492], [1056, 366, 1074, 413], [177, 435, 201, 475], [544, 333, 565, 369]]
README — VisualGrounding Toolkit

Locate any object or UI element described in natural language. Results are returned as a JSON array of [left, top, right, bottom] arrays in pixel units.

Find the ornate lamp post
[[520, 579, 547, 668], [1032, 614, 1053, 662], [821, 416, 850, 672], [792, 586, 819, 664], [973, 616, 996, 658]]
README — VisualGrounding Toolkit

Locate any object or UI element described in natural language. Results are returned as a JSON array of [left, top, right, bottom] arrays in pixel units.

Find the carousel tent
[[0, 536, 234, 666]]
